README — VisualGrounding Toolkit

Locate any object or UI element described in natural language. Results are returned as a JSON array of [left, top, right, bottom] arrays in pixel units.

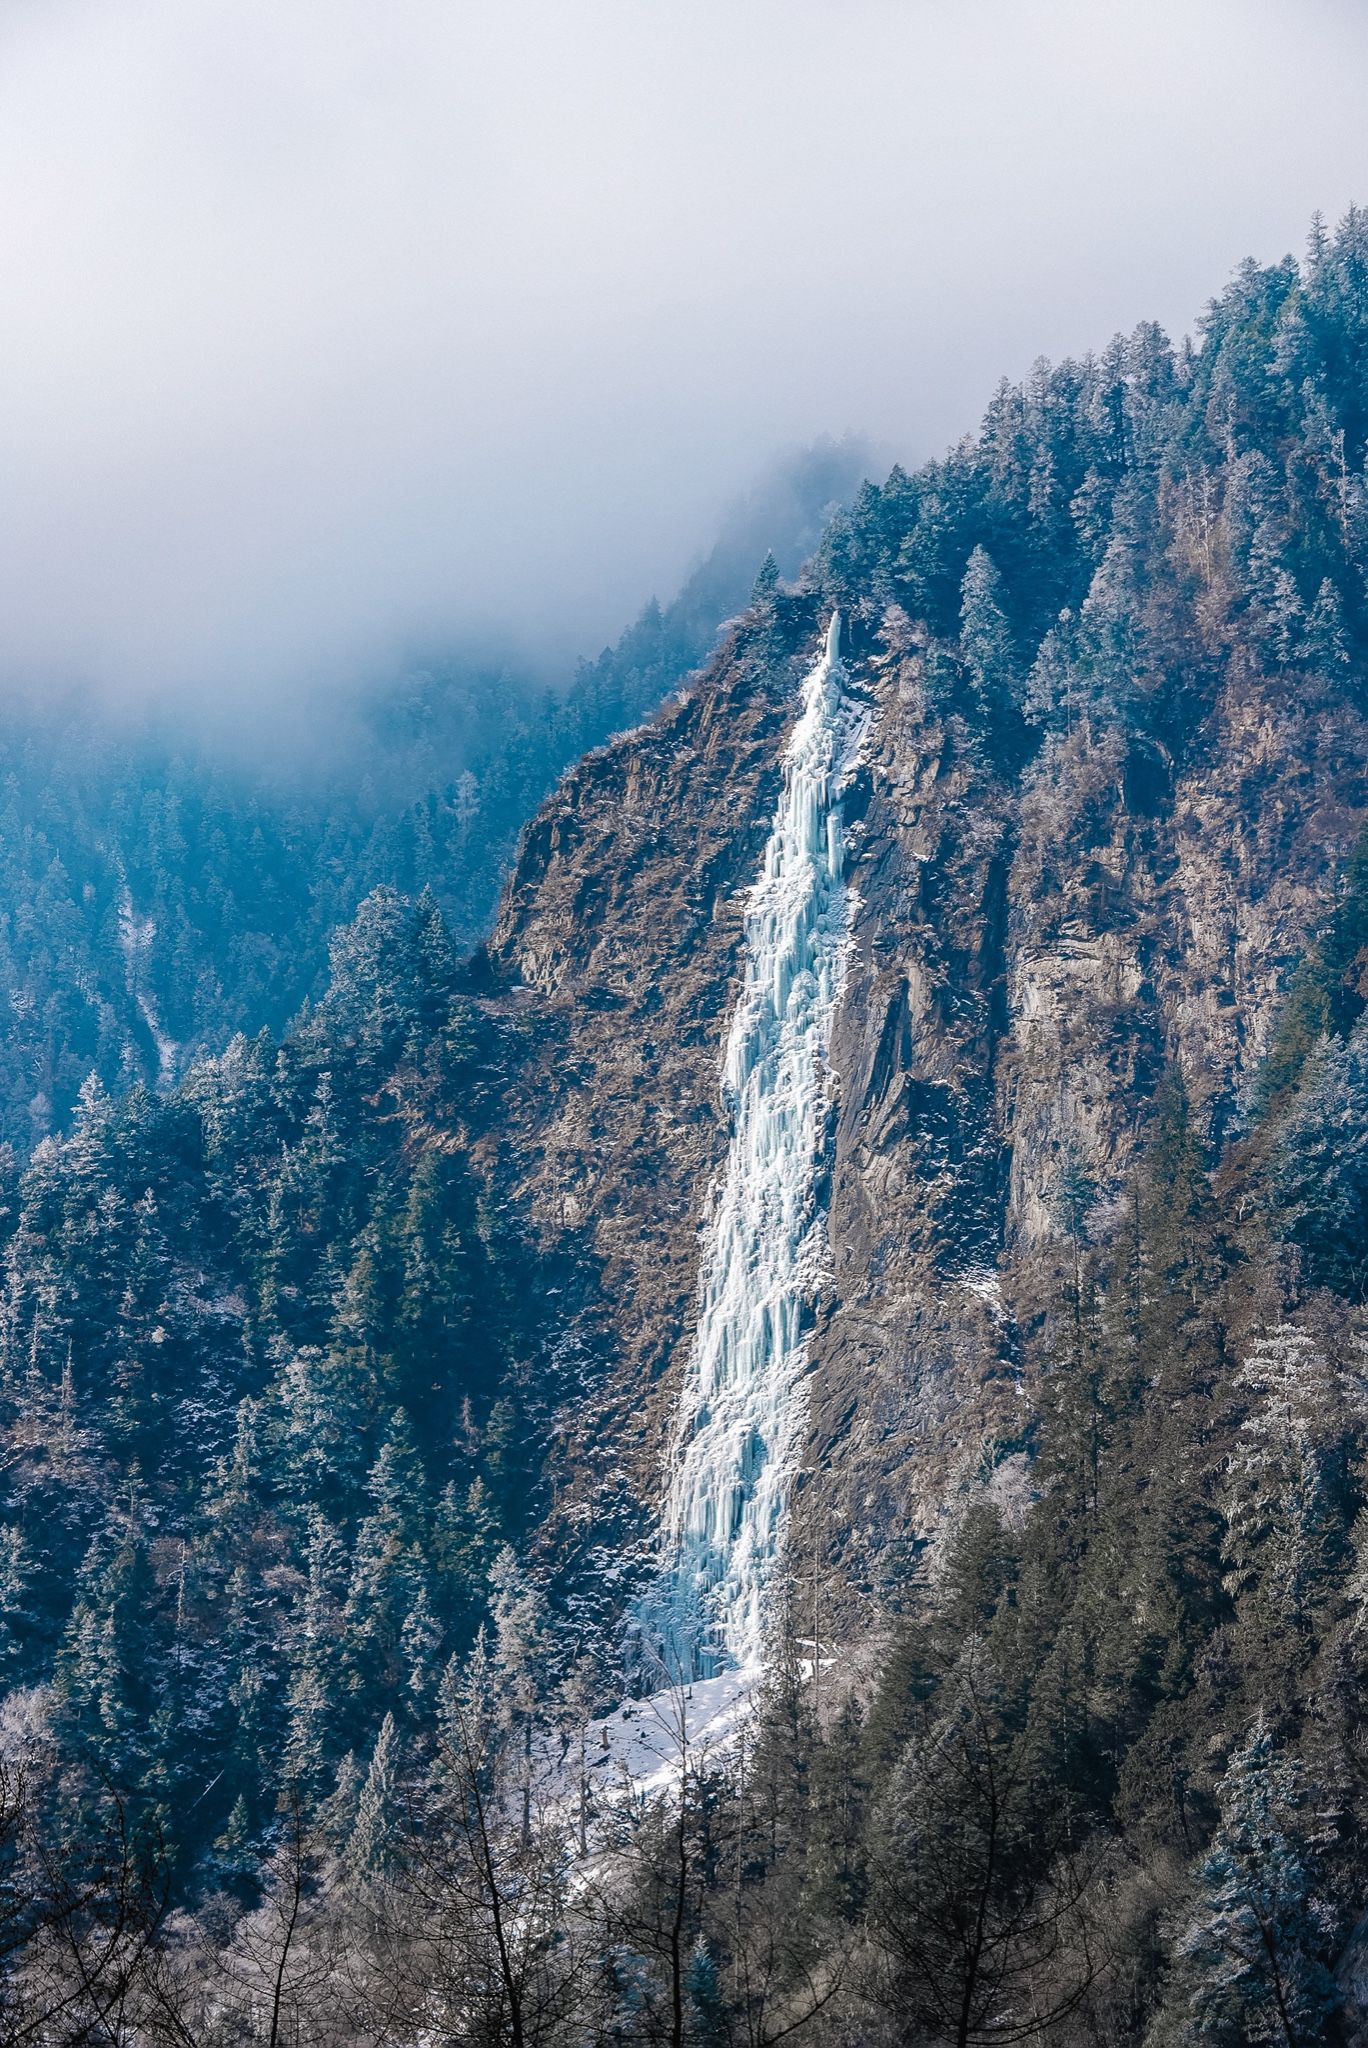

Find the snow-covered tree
[[1221, 1325, 1364, 1640], [345, 1711, 399, 1885], [959, 546, 1019, 723], [282, 1512, 349, 1797], [1154, 1719, 1338, 2046], [1303, 578, 1351, 673], [1270, 1023, 1368, 1294]]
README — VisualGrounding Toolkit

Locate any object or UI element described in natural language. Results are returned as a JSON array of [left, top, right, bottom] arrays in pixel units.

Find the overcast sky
[[0, 0, 1365, 708]]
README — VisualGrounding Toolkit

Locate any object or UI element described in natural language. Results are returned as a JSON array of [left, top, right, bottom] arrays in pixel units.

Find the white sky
[[0, 0, 1365, 705]]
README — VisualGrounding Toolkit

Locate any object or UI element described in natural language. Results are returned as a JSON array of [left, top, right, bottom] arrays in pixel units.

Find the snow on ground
[[549, 1653, 835, 1820], [580, 1666, 763, 1805], [532, 1666, 768, 1883]]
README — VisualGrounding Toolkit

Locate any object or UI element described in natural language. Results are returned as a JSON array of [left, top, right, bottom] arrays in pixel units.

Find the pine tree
[[1100, 1072, 1233, 1714], [750, 551, 780, 605], [399, 1577, 443, 1708], [0, 1525, 34, 1685], [345, 1711, 400, 1885], [1023, 610, 1081, 732], [959, 546, 1020, 729], [317, 1749, 363, 1854], [1155, 1720, 1338, 2046], [362, 1405, 427, 1546], [432, 1472, 500, 1636], [1137, 1068, 1221, 1400], [1265, 568, 1306, 666], [685, 1936, 727, 2044], [108, 1188, 174, 1458], [865, 1640, 1094, 2043], [201, 1397, 264, 1562], [1269, 1021, 1368, 1295], [282, 1512, 349, 1798], [1302, 578, 1351, 672], [1221, 1326, 1359, 1649], [489, 1548, 552, 1844], [396, 1149, 482, 1427], [1074, 526, 1143, 734], [342, 1410, 436, 1711], [270, 1340, 377, 1515], [481, 1396, 528, 1530], [1255, 827, 1368, 1111], [209, 1794, 258, 1896]]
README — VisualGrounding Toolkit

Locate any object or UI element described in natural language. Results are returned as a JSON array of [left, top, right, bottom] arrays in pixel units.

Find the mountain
[[480, 218, 1368, 1646], [2, 217, 1368, 2041], [0, 440, 865, 1159]]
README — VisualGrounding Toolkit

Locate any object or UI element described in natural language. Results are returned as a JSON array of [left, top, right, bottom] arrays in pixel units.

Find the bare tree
[[860, 1647, 1102, 2047], [349, 1650, 605, 2048], [11, 1776, 177, 2048]]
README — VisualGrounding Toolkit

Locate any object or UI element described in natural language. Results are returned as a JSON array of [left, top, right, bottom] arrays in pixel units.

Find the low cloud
[[1, 0, 1365, 708]]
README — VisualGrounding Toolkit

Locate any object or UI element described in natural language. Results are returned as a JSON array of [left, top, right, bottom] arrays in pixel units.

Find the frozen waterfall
[[643, 611, 867, 1679]]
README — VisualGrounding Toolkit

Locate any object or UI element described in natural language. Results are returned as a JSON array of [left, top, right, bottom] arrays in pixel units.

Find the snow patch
[[117, 885, 179, 1090], [580, 1667, 762, 1807], [961, 1269, 1004, 1316]]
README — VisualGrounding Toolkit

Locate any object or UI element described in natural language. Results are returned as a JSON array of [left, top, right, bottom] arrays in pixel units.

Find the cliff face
[[472, 243, 1368, 1629], [1003, 665, 1368, 1242], [800, 642, 1367, 1610], [475, 590, 1367, 1624], [478, 599, 824, 1605]]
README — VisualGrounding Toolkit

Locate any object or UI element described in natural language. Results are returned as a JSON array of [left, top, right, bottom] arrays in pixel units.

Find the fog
[[0, 0, 1365, 709]]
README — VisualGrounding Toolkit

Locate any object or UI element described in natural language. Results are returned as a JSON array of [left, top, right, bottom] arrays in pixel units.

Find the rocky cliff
[[477, 599, 821, 1617], [472, 247, 1368, 1640], [472, 611, 1363, 1630]]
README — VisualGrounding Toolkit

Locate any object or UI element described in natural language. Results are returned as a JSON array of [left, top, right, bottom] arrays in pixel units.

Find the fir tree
[[959, 545, 1020, 729], [1269, 1021, 1368, 1295], [1155, 1720, 1338, 2046], [345, 1711, 400, 1886]]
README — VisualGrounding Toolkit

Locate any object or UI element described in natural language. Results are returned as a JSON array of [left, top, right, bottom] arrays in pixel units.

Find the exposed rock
[[478, 597, 824, 1607], [474, 593, 1368, 1631]]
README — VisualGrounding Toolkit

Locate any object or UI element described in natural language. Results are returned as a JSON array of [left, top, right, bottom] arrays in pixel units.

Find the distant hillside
[[0, 440, 867, 1155]]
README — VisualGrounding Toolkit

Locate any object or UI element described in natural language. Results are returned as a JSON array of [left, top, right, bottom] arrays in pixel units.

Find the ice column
[[647, 612, 866, 1678]]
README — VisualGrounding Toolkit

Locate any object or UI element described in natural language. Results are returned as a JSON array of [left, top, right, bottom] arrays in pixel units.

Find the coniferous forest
[[2, 209, 1368, 2045]]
